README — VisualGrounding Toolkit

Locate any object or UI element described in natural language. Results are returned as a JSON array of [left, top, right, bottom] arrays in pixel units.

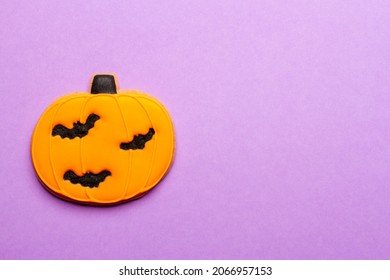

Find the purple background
[[1, 0, 390, 259]]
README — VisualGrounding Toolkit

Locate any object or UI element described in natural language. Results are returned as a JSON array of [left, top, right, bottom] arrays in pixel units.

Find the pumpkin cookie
[[31, 74, 175, 205]]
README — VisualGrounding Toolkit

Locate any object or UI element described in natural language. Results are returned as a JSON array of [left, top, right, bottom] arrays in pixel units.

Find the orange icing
[[31, 74, 175, 205]]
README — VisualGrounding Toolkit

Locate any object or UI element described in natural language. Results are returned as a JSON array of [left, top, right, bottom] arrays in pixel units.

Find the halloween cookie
[[31, 74, 175, 205]]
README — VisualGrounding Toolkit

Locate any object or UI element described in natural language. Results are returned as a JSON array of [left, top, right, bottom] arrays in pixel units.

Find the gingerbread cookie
[[31, 74, 175, 205]]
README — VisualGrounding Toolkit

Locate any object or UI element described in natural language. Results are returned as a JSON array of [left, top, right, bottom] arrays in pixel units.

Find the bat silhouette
[[52, 113, 100, 139], [120, 128, 155, 150], [64, 170, 111, 188]]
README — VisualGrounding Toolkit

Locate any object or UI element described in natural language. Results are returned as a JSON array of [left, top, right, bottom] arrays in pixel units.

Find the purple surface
[[1, 0, 390, 259]]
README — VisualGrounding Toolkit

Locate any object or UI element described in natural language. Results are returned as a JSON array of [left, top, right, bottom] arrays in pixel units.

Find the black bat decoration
[[52, 113, 100, 139], [64, 170, 111, 188], [120, 128, 155, 150]]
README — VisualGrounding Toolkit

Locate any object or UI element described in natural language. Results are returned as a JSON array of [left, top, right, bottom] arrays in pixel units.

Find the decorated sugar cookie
[[31, 74, 175, 205]]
